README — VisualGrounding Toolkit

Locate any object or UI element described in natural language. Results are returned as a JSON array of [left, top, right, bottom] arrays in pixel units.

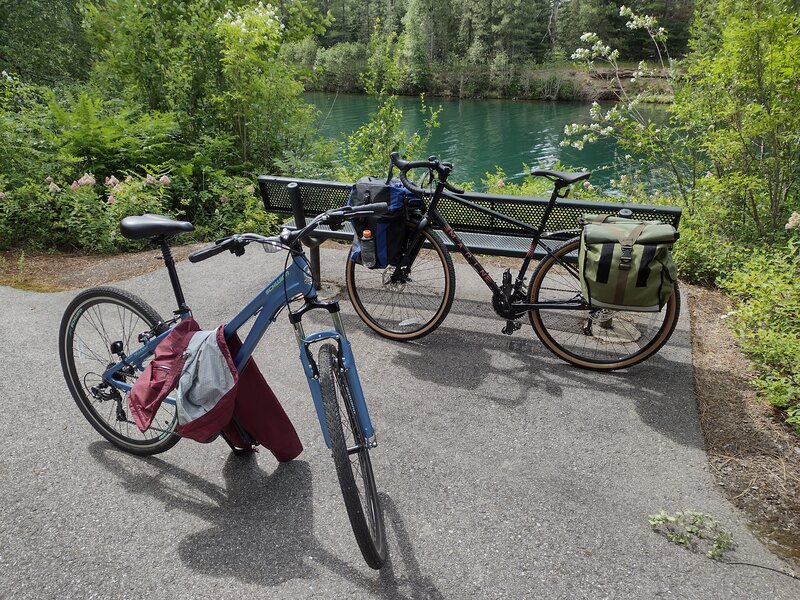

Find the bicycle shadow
[[88, 442, 442, 598], [385, 321, 703, 450]]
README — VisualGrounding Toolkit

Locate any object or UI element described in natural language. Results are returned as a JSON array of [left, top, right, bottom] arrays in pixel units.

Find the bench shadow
[[373, 319, 702, 450], [88, 443, 442, 598]]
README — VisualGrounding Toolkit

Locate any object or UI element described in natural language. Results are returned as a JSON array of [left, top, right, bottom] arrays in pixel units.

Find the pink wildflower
[[105, 175, 120, 187], [107, 195, 117, 205], [159, 175, 171, 186], [785, 212, 800, 231], [45, 176, 53, 184], [0, 191, 6, 199], [70, 181, 80, 190], [78, 173, 96, 186], [219, 195, 229, 204], [48, 182, 61, 193], [146, 174, 157, 185]]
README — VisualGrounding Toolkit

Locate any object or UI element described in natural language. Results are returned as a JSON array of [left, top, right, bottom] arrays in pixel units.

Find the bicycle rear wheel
[[318, 344, 387, 569], [528, 238, 680, 370], [345, 227, 455, 341], [59, 286, 180, 455]]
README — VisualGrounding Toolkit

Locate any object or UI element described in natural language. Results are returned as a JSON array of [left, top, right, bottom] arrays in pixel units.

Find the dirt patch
[[2, 248, 798, 567], [0, 245, 204, 292], [688, 284, 800, 568]]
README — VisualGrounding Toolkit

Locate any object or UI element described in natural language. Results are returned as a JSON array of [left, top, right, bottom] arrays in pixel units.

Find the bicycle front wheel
[[58, 287, 180, 455], [528, 238, 680, 370], [318, 344, 387, 569], [345, 227, 455, 341]]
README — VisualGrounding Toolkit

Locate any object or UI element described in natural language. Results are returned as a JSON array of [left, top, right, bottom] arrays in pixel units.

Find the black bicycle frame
[[401, 180, 586, 312]]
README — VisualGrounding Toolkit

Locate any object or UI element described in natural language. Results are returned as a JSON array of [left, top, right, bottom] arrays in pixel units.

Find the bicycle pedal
[[501, 321, 522, 335]]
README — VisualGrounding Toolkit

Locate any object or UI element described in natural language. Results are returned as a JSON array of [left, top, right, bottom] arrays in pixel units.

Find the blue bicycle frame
[[101, 252, 375, 448]]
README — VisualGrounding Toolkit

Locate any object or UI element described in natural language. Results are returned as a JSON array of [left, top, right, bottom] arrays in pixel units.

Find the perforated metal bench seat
[[277, 217, 570, 259], [257, 175, 682, 259]]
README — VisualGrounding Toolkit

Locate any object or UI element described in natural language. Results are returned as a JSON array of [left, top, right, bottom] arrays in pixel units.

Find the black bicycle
[[344, 153, 680, 371]]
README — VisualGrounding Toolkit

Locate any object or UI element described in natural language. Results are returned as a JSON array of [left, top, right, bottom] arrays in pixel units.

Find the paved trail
[[1, 244, 797, 599]]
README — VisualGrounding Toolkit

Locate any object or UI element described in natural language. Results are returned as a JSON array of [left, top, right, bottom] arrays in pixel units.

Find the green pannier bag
[[579, 214, 678, 312]]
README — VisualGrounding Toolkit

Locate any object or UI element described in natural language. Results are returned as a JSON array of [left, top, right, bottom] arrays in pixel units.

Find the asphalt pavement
[[1, 242, 798, 599]]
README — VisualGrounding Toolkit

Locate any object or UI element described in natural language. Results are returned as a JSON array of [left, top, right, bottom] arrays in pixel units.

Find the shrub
[[314, 43, 366, 92], [719, 235, 800, 431]]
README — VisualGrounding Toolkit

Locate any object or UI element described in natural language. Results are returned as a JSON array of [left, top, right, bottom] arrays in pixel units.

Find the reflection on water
[[306, 92, 658, 190]]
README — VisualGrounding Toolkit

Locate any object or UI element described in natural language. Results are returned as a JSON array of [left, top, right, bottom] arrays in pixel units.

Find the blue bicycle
[[58, 202, 389, 569]]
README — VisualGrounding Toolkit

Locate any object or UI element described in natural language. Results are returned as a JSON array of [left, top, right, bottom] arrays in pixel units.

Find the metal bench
[[257, 175, 682, 283]]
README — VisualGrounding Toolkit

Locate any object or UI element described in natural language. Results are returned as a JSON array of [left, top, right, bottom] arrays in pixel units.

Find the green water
[[307, 92, 646, 191]]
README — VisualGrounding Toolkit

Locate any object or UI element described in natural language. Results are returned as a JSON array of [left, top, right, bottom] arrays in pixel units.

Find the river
[[306, 92, 648, 191]]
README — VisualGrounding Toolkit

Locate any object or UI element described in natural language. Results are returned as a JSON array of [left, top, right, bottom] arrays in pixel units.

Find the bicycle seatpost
[[158, 237, 190, 315]]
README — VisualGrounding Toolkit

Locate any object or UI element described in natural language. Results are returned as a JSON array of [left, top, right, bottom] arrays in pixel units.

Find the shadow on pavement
[[89, 442, 442, 598], [382, 322, 702, 450]]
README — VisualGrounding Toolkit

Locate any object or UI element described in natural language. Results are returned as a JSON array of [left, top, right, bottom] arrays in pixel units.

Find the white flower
[[785, 212, 800, 230]]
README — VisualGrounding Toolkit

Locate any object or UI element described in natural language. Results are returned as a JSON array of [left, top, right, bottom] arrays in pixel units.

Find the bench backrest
[[257, 175, 683, 236]]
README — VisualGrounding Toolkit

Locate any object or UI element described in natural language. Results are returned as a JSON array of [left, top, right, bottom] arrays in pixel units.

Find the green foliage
[[718, 234, 800, 431], [313, 43, 367, 91], [0, 0, 89, 83], [82, 0, 324, 171], [649, 510, 735, 560], [673, 0, 800, 238], [45, 90, 180, 185], [481, 167, 605, 200], [563, 10, 705, 208], [0, 1, 330, 255], [361, 23, 408, 96], [337, 95, 440, 180]]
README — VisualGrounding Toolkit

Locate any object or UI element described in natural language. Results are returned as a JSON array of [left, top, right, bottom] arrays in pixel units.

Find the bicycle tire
[[345, 226, 455, 341], [318, 343, 387, 569], [528, 237, 680, 370], [59, 286, 180, 455]]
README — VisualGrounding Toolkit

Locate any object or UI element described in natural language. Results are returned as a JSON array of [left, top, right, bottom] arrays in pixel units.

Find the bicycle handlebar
[[188, 202, 389, 263], [389, 152, 465, 196]]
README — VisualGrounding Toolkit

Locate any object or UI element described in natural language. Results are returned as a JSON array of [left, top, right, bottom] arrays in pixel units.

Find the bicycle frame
[[101, 252, 375, 448], [405, 181, 586, 312]]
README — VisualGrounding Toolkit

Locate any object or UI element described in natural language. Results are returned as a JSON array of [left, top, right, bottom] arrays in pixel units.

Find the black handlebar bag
[[347, 176, 422, 268]]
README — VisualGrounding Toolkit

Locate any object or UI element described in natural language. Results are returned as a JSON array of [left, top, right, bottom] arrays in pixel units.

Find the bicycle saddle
[[120, 214, 195, 240], [530, 169, 591, 186]]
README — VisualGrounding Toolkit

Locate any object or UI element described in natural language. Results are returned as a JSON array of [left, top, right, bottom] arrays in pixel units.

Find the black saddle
[[120, 214, 195, 240], [530, 169, 591, 187]]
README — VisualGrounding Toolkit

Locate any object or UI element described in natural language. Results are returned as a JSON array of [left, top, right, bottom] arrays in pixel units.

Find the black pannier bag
[[347, 176, 422, 269]]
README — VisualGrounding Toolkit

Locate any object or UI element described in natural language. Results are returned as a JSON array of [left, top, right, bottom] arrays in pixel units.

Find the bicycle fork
[[291, 306, 376, 449]]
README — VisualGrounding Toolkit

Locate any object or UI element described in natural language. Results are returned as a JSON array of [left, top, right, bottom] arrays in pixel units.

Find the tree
[[0, 0, 89, 82], [674, 0, 800, 237]]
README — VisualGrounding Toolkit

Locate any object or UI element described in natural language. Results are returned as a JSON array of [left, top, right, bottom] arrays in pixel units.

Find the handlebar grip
[[348, 201, 389, 216], [399, 171, 427, 198], [444, 181, 465, 195], [188, 239, 230, 263]]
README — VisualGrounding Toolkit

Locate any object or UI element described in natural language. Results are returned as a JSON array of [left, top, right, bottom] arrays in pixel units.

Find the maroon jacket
[[128, 318, 302, 460]]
